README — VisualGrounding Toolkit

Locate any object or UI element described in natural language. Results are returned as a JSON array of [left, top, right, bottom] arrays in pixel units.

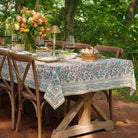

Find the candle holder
[[50, 25, 61, 56]]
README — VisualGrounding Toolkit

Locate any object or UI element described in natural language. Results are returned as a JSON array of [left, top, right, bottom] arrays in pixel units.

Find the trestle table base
[[51, 93, 114, 138]]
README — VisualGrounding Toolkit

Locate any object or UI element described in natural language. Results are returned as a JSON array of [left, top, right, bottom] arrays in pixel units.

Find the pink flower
[[20, 28, 24, 32]]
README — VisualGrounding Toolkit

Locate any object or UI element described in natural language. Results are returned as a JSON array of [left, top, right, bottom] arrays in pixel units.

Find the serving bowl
[[60, 53, 77, 60]]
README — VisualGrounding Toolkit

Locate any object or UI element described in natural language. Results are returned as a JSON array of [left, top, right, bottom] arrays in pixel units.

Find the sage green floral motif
[[0, 57, 136, 109]]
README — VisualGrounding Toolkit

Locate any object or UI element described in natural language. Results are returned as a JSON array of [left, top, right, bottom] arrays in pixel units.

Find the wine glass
[[11, 34, 18, 49], [66, 35, 76, 52], [36, 36, 44, 48]]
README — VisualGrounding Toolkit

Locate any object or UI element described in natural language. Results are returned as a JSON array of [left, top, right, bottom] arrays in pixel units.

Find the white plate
[[16, 51, 32, 55], [36, 56, 60, 62]]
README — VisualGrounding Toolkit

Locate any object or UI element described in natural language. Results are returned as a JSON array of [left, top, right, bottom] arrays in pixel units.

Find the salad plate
[[36, 56, 60, 62]]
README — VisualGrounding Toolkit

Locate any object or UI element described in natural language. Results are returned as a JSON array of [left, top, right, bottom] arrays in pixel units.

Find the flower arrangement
[[13, 7, 50, 38], [10, 7, 50, 52]]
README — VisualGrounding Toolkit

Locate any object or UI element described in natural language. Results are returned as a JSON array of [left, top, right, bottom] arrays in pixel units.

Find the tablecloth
[[0, 56, 136, 109]]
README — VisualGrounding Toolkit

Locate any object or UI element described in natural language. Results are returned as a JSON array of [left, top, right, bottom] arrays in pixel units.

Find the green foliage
[[0, 0, 137, 102], [113, 87, 138, 103], [73, 0, 138, 64]]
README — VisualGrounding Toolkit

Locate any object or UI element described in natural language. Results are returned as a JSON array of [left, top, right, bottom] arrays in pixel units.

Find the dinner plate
[[15, 51, 32, 55], [36, 56, 60, 62]]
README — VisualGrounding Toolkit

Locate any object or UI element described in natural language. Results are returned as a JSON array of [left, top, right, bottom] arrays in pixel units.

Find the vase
[[24, 33, 36, 52]]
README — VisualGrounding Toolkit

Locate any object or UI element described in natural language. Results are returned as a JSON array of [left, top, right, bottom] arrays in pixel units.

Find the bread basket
[[80, 48, 99, 61]]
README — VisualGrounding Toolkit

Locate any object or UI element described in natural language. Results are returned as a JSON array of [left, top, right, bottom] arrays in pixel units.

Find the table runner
[[0, 57, 136, 109]]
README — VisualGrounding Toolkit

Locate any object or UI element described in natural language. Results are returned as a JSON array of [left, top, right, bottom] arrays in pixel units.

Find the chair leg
[[0, 92, 2, 105], [15, 103, 22, 132], [37, 108, 42, 138], [11, 98, 15, 130], [109, 90, 112, 120]]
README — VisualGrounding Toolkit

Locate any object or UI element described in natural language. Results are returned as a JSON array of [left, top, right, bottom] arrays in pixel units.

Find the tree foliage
[[0, 0, 137, 64]]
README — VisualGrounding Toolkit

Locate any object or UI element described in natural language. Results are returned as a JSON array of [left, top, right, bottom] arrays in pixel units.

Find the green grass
[[113, 87, 138, 103]]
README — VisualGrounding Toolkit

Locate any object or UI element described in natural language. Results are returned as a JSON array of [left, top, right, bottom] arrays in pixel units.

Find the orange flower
[[33, 22, 38, 27], [41, 26, 45, 33], [39, 32, 42, 36], [21, 23, 26, 28], [47, 28, 50, 32], [20, 28, 24, 32], [42, 34, 47, 38], [33, 16, 38, 22], [41, 17, 47, 24]]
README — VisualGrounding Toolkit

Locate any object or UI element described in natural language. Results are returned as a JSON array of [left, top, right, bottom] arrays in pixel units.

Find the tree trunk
[[15, 0, 23, 13], [65, 0, 76, 36], [35, 0, 39, 12], [124, 0, 138, 27]]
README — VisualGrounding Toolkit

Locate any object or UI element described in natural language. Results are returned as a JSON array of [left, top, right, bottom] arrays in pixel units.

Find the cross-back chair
[[0, 49, 15, 130], [64, 42, 92, 50], [75, 43, 91, 49], [95, 45, 123, 58], [8, 52, 47, 138], [94, 45, 124, 120], [47, 41, 66, 50]]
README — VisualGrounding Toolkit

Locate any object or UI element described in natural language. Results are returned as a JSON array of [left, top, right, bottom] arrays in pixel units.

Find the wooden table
[[0, 52, 136, 137], [51, 92, 114, 138]]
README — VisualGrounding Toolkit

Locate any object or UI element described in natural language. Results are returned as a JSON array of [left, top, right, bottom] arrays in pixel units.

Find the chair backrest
[[95, 45, 123, 58], [75, 43, 91, 49], [47, 41, 66, 50], [64, 42, 92, 50], [0, 49, 13, 91], [8, 52, 39, 101]]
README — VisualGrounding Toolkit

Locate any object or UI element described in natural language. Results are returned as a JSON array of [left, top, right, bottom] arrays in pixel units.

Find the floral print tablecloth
[[0, 57, 136, 109]]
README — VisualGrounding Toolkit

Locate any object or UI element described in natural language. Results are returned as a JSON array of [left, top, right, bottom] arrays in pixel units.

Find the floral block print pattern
[[0, 56, 136, 109]]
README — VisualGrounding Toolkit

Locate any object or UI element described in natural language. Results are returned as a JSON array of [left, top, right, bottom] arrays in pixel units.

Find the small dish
[[36, 56, 60, 62], [60, 53, 77, 60]]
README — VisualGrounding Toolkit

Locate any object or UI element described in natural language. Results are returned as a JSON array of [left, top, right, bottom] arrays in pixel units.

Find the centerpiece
[[11, 7, 50, 52]]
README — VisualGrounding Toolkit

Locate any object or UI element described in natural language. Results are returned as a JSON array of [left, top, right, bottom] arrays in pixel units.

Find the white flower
[[28, 17, 33, 23], [14, 22, 20, 30], [37, 13, 42, 18], [16, 15, 21, 20], [22, 17, 26, 23], [38, 19, 43, 25]]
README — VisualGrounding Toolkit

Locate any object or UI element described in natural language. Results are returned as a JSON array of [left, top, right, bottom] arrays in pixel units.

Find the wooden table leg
[[78, 93, 92, 138], [78, 93, 92, 125], [51, 93, 114, 138]]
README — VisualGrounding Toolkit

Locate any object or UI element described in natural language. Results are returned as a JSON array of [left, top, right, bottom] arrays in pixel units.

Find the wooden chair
[[93, 45, 124, 120], [75, 43, 91, 49], [47, 41, 66, 50], [95, 45, 123, 58], [0, 49, 15, 130], [8, 52, 47, 138], [65, 42, 92, 49]]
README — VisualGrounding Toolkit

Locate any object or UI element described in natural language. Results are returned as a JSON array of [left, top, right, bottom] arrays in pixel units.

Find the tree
[[15, 0, 23, 12], [124, 0, 138, 27], [65, 0, 76, 36], [35, 0, 39, 12]]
